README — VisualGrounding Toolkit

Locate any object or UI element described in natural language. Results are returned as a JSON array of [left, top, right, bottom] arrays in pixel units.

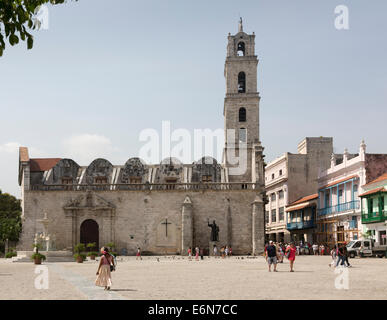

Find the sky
[[0, 0, 386, 197]]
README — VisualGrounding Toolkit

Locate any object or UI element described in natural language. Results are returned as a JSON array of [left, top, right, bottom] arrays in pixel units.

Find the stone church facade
[[17, 20, 266, 255]]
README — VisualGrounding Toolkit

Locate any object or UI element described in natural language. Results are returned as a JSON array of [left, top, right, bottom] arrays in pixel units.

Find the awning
[[286, 203, 315, 212], [359, 187, 386, 197]]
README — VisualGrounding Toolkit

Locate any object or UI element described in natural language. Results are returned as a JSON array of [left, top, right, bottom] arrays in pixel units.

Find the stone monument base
[[209, 241, 219, 256]]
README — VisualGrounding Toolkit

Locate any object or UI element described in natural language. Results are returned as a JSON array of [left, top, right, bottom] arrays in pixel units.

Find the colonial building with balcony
[[317, 140, 387, 247], [286, 193, 318, 243], [359, 172, 387, 246], [265, 137, 333, 243]]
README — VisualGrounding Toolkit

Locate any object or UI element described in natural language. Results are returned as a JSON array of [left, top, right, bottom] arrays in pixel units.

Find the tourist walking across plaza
[[336, 244, 345, 267], [265, 241, 278, 272], [195, 247, 199, 261], [313, 243, 319, 255], [343, 244, 352, 267], [95, 247, 115, 291], [188, 247, 192, 260], [225, 246, 229, 257], [136, 247, 142, 260], [286, 242, 297, 272], [213, 245, 218, 258], [329, 245, 337, 267]]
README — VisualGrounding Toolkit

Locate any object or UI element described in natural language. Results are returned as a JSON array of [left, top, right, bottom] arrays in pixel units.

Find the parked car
[[346, 239, 387, 258]]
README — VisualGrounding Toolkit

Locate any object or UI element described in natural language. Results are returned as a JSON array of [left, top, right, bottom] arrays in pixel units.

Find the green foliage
[[73, 253, 86, 261], [362, 230, 374, 239], [31, 252, 46, 261], [87, 251, 98, 257], [105, 242, 115, 250], [5, 250, 17, 258], [86, 242, 96, 251], [0, 0, 78, 56], [74, 243, 85, 254], [0, 190, 22, 243], [32, 243, 43, 253]]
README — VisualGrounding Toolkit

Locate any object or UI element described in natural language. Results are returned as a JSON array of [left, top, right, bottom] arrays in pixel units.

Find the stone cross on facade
[[161, 218, 172, 237]]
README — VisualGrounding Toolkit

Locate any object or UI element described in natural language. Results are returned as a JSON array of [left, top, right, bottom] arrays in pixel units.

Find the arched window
[[237, 42, 245, 56], [239, 128, 247, 143], [239, 107, 246, 122], [238, 72, 246, 93]]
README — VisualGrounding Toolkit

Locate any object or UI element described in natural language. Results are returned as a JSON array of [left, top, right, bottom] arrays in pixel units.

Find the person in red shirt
[[285, 242, 297, 272]]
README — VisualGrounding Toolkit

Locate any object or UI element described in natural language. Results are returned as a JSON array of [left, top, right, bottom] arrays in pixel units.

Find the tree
[[0, 0, 76, 56], [0, 190, 22, 248]]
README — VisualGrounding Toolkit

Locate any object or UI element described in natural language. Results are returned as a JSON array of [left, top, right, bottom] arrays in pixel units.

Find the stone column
[[252, 195, 265, 255], [64, 210, 74, 250], [181, 196, 193, 255], [226, 200, 232, 246], [275, 191, 280, 223], [102, 210, 114, 246]]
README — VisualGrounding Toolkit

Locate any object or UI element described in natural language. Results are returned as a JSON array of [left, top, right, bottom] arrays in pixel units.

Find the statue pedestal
[[209, 241, 219, 256]]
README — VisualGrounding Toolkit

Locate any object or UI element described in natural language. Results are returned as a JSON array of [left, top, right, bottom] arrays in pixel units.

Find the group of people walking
[[265, 241, 297, 272], [328, 243, 352, 268], [94, 241, 352, 291], [187, 245, 232, 260]]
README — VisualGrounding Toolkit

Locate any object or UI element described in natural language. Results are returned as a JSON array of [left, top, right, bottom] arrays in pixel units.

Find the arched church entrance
[[80, 219, 99, 250]]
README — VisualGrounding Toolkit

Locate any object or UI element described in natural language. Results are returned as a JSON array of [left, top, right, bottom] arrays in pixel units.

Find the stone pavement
[[0, 256, 386, 300]]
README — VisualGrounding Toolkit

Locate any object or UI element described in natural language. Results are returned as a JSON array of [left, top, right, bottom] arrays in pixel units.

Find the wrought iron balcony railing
[[361, 210, 387, 224], [318, 200, 360, 216], [286, 220, 316, 230]]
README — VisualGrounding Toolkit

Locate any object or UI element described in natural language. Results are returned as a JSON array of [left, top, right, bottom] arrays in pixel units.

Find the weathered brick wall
[[365, 154, 387, 183]]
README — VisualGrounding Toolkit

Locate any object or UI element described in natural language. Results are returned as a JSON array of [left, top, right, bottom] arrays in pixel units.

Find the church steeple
[[223, 19, 263, 183]]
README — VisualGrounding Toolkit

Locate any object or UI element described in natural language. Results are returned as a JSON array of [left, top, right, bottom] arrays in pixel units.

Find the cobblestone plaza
[[1, 256, 386, 300]]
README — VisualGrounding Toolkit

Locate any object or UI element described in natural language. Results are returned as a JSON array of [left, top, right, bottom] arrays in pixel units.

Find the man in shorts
[[265, 240, 278, 272]]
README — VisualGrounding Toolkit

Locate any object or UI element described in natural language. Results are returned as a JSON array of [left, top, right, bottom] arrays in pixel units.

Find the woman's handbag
[[109, 253, 116, 272], [285, 250, 290, 259]]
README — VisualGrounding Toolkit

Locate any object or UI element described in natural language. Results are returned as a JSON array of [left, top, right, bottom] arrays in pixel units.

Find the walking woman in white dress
[[95, 247, 114, 290]]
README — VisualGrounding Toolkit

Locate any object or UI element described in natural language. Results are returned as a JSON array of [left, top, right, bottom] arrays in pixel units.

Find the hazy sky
[[0, 0, 386, 197]]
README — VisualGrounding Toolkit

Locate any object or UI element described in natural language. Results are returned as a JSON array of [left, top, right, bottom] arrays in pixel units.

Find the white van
[[346, 239, 387, 258]]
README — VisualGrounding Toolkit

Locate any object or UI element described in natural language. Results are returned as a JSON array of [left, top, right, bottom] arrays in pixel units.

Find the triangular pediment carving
[[63, 192, 115, 210]]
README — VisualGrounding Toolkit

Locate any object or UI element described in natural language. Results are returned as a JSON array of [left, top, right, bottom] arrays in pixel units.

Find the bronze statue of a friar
[[207, 219, 219, 242]]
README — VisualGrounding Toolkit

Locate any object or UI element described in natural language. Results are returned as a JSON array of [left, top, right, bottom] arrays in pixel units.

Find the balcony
[[362, 210, 387, 224], [286, 220, 316, 230], [318, 200, 360, 216]]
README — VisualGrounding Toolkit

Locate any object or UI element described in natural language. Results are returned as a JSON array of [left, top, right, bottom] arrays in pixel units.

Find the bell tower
[[223, 18, 264, 185]]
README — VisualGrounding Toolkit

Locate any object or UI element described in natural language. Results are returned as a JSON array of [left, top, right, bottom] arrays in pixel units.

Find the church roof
[[30, 158, 62, 172]]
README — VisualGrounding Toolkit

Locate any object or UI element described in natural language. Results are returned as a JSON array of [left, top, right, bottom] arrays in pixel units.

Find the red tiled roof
[[30, 158, 61, 172], [19, 147, 29, 162], [286, 203, 313, 212], [359, 187, 386, 197], [320, 175, 359, 189], [363, 172, 387, 187], [288, 193, 318, 206]]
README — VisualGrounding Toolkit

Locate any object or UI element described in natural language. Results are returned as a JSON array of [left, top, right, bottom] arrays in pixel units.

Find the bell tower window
[[239, 107, 246, 122], [237, 42, 245, 56], [238, 72, 246, 93]]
